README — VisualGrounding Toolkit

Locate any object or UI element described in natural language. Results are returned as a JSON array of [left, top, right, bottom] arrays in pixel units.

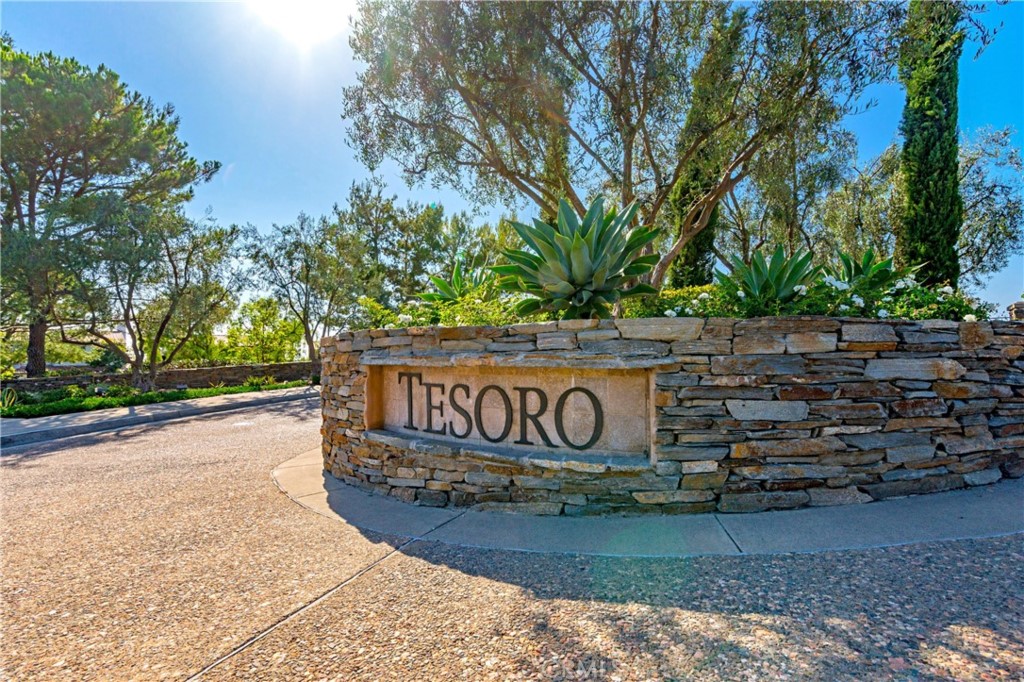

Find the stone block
[[371, 335, 413, 348], [842, 323, 898, 342], [725, 400, 809, 422], [632, 490, 715, 504], [512, 475, 561, 490], [718, 491, 810, 513], [941, 434, 997, 455], [864, 358, 966, 381], [886, 445, 936, 464], [840, 432, 931, 450], [892, 398, 948, 417], [963, 468, 1003, 486], [807, 486, 872, 506], [659, 445, 731, 461], [580, 339, 670, 356], [416, 489, 449, 506], [786, 332, 838, 354], [883, 417, 959, 431], [576, 329, 620, 342], [614, 317, 704, 341], [464, 471, 512, 487], [812, 403, 887, 420], [536, 332, 577, 351], [386, 477, 426, 488], [733, 334, 785, 355], [778, 385, 837, 400], [860, 473, 964, 500], [680, 471, 728, 489], [711, 355, 807, 376], [670, 340, 733, 355], [733, 464, 847, 480], [730, 436, 847, 459], [677, 460, 720, 474]]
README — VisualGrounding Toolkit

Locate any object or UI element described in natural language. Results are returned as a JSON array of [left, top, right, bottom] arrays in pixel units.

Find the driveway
[[2, 397, 1021, 680]]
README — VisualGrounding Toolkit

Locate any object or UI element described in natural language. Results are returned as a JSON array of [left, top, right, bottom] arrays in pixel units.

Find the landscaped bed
[[0, 379, 310, 419]]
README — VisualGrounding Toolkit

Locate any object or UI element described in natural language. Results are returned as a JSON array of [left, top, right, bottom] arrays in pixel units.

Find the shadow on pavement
[[0, 396, 320, 468]]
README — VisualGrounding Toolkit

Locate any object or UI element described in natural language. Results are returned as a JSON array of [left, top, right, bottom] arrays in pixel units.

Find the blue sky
[[4, 1, 1023, 310]]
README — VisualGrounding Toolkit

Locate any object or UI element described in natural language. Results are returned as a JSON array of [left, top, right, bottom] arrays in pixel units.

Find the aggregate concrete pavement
[[2, 397, 1022, 680]]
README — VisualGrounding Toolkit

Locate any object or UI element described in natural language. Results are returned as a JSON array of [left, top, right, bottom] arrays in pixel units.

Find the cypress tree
[[896, 0, 964, 287], [668, 165, 719, 287]]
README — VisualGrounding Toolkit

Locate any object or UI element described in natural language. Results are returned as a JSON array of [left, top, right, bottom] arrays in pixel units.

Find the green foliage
[[883, 283, 991, 321], [1, 387, 18, 408], [103, 384, 138, 398], [243, 375, 276, 389], [1, 380, 308, 419], [64, 385, 87, 399], [419, 254, 494, 305], [492, 198, 660, 320], [715, 246, 821, 315], [225, 298, 302, 365], [622, 285, 736, 319], [826, 249, 920, 291], [435, 296, 521, 327], [896, 0, 964, 287]]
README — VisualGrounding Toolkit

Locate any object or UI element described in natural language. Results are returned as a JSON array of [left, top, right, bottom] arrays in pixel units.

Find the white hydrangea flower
[[851, 295, 864, 307], [823, 276, 850, 291], [838, 304, 850, 313], [939, 285, 954, 295], [963, 314, 978, 322], [674, 307, 682, 314], [736, 290, 746, 299], [397, 314, 413, 325], [877, 309, 889, 318], [698, 292, 710, 300], [691, 299, 700, 307], [664, 309, 677, 317], [882, 296, 892, 302]]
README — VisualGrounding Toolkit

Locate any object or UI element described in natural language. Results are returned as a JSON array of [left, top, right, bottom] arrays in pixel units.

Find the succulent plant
[[490, 198, 660, 319], [716, 245, 820, 304], [418, 253, 493, 305], [828, 248, 920, 290]]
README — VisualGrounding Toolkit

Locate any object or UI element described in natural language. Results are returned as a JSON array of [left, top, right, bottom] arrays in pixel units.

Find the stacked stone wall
[[320, 317, 1024, 515]]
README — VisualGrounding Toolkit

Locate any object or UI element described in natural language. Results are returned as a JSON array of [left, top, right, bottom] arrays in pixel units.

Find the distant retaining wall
[[320, 317, 1024, 515], [3, 361, 315, 393]]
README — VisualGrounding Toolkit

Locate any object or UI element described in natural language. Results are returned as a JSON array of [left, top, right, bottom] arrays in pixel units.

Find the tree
[[246, 213, 360, 363], [0, 40, 219, 375], [896, 0, 964, 287], [344, 1, 902, 288], [55, 203, 240, 390], [820, 130, 1023, 289], [224, 298, 302, 365]]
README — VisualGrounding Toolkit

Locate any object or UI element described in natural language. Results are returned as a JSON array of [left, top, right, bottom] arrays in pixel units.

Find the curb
[[273, 449, 1024, 558], [1, 388, 319, 449]]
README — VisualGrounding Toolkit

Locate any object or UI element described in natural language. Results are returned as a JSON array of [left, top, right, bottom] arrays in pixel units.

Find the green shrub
[[435, 296, 523, 327], [622, 285, 737, 319], [491, 198, 659, 319], [103, 384, 139, 398], [65, 385, 87, 399], [244, 375, 275, 389]]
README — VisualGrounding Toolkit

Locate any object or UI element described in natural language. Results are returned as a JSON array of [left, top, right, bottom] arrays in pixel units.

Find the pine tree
[[896, 0, 964, 287]]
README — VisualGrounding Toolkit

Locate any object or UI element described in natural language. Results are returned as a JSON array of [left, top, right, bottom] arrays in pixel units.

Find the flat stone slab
[[275, 451, 1024, 558]]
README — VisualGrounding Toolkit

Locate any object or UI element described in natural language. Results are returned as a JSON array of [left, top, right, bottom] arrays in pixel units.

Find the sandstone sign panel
[[371, 365, 650, 456]]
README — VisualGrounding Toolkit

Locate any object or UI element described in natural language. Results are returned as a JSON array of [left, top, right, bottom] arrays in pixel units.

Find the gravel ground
[[3, 398, 1022, 681], [1, 398, 402, 680]]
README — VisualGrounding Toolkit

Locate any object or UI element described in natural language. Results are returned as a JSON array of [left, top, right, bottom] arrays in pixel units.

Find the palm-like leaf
[[491, 198, 660, 319], [716, 245, 820, 304]]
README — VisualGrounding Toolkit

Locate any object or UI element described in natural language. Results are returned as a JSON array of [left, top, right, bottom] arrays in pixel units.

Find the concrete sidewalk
[[274, 449, 1024, 557], [0, 386, 318, 448]]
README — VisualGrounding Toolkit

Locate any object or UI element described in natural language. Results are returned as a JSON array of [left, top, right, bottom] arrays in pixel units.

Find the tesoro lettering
[[394, 376, 604, 450]]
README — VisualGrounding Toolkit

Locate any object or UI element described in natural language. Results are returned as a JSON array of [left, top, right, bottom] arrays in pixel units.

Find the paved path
[[275, 451, 1024, 557], [0, 385, 318, 447], [2, 398, 1021, 681]]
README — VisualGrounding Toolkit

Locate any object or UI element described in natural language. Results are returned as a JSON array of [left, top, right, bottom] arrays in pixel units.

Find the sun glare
[[247, 0, 353, 48]]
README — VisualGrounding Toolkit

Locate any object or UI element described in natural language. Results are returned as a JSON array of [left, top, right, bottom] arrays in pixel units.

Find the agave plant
[[0, 387, 18, 409], [826, 249, 920, 290], [490, 198, 660, 319], [418, 254, 493, 305], [716, 245, 820, 304]]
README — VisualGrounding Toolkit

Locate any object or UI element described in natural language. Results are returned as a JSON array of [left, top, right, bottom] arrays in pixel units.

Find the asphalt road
[[2, 398, 1021, 680]]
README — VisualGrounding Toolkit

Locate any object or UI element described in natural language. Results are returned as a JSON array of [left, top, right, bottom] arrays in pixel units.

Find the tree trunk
[[130, 364, 157, 392], [26, 318, 47, 377]]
